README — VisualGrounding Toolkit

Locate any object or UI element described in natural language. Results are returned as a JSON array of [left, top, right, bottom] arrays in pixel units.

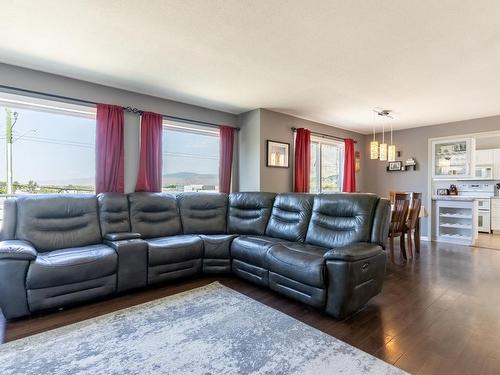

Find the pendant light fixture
[[379, 118, 387, 161], [370, 121, 379, 159], [388, 120, 396, 162]]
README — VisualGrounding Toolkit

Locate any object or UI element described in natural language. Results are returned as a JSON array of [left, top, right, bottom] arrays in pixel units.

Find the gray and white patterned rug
[[0, 282, 404, 375]]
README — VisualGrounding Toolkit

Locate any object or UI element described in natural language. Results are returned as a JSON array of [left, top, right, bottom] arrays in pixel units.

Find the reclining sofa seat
[[266, 193, 388, 318], [128, 192, 203, 285], [229, 192, 280, 285], [0, 195, 118, 318], [177, 192, 236, 274]]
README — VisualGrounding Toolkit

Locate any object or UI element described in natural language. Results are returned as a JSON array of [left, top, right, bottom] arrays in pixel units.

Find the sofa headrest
[[305, 193, 378, 248], [128, 192, 182, 238], [97, 193, 131, 235], [265, 193, 314, 242], [177, 192, 228, 234], [15, 194, 101, 251], [227, 192, 276, 235]]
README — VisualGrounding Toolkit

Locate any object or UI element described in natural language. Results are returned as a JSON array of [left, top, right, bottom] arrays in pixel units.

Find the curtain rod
[[0, 84, 238, 131], [291, 127, 357, 143]]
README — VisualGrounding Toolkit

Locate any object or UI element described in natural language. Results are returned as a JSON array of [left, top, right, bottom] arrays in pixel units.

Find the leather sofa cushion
[[147, 235, 203, 266], [200, 234, 238, 259], [177, 193, 228, 234], [267, 243, 328, 288], [27, 244, 117, 289], [129, 193, 182, 238], [16, 195, 102, 252], [324, 242, 383, 262], [0, 240, 37, 260], [371, 198, 391, 249], [0, 198, 16, 240], [98, 193, 131, 235], [265, 193, 314, 242], [227, 192, 276, 235], [231, 235, 286, 268], [305, 194, 378, 248]]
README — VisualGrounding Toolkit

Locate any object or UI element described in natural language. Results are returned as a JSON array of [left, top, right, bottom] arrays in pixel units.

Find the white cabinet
[[476, 149, 494, 165], [432, 198, 478, 245], [432, 138, 475, 179], [494, 149, 500, 179], [492, 198, 500, 231]]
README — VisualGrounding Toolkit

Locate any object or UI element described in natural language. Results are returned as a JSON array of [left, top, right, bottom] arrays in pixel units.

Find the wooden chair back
[[390, 193, 410, 235], [389, 191, 410, 204], [406, 197, 422, 230]]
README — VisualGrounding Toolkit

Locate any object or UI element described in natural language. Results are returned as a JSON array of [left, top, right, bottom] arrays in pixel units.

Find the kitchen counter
[[432, 195, 476, 201]]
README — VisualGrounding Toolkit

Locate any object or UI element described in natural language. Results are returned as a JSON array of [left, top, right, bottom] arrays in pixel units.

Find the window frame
[[161, 120, 220, 193], [0, 91, 97, 195], [310, 136, 344, 193]]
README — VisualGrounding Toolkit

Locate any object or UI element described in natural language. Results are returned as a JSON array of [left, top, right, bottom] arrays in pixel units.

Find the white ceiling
[[1, 0, 500, 134]]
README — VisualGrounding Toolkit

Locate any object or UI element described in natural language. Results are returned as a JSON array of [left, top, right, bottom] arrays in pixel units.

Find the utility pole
[[5, 109, 18, 195]]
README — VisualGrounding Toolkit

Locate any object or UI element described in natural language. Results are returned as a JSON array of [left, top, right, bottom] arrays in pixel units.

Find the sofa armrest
[[103, 232, 141, 241], [324, 242, 383, 262], [104, 238, 148, 292], [0, 240, 37, 260]]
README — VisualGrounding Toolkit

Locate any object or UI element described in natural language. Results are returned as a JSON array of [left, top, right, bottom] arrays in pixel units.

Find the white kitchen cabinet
[[494, 149, 500, 179], [432, 198, 478, 245], [492, 198, 500, 231], [476, 149, 494, 165], [432, 138, 475, 179]]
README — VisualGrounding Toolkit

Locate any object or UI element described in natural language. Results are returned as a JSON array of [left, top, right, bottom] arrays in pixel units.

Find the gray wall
[[238, 109, 365, 193], [0, 63, 238, 192], [238, 109, 261, 191], [260, 109, 366, 193], [364, 114, 500, 235]]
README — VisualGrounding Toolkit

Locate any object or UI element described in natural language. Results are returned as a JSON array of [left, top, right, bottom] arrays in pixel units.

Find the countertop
[[432, 195, 476, 201]]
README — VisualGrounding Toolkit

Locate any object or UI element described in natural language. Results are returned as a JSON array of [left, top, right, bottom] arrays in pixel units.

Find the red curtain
[[135, 112, 163, 192], [294, 128, 311, 192], [95, 104, 124, 194], [342, 138, 356, 192], [219, 126, 235, 193]]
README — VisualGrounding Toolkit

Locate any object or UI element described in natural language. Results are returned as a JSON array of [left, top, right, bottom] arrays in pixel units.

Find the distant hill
[[26, 172, 217, 188], [163, 172, 217, 185]]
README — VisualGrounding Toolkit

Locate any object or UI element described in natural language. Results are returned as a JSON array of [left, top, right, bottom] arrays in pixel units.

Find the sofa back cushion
[[370, 198, 391, 249], [97, 193, 131, 235], [265, 193, 314, 242], [0, 198, 17, 241], [15, 195, 101, 252], [177, 193, 228, 234], [306, 193, 378, 248], [128, 193, 181, 238], [227, 192, 276, 235]]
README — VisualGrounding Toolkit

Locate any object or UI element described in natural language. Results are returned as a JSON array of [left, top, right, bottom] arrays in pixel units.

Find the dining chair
[[389, 192, 410, 262], [389, 191, 407, 205], [405, 193, 422, 258]]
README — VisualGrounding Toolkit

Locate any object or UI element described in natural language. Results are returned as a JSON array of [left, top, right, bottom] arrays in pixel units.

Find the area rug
[[0, 282, 404, 374]]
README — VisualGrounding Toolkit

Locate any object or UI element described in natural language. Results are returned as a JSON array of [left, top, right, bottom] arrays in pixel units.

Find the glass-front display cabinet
[[432, 138, 475, 179]]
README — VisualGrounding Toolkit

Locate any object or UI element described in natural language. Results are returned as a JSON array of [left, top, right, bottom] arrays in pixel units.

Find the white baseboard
[[420, 235, 429, 241]]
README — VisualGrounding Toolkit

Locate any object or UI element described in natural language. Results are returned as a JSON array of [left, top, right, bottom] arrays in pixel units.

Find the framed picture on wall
[[267, 140, 290, 168], [387, 161, 403, 171]]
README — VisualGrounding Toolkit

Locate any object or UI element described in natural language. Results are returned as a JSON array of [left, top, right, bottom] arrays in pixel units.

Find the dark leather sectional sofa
[[0, 192, 391, 320]]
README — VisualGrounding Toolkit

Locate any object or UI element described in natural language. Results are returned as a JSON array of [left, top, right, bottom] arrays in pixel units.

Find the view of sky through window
[[0, 104, 96, 194]]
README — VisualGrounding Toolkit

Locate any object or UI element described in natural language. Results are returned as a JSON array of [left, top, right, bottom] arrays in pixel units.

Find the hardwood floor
[[3, 240, 500, 374]]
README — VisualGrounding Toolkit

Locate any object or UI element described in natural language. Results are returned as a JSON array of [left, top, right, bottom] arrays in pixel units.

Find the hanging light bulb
[[379, 117, 387, 161], [370, 121, 379, 159], [388, 121, 396, 162]]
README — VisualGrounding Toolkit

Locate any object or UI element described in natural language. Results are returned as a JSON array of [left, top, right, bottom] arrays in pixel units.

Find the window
[[0, 93, 96, 196], [162, 121, 219, 192], [309, 137, 344, 193]]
